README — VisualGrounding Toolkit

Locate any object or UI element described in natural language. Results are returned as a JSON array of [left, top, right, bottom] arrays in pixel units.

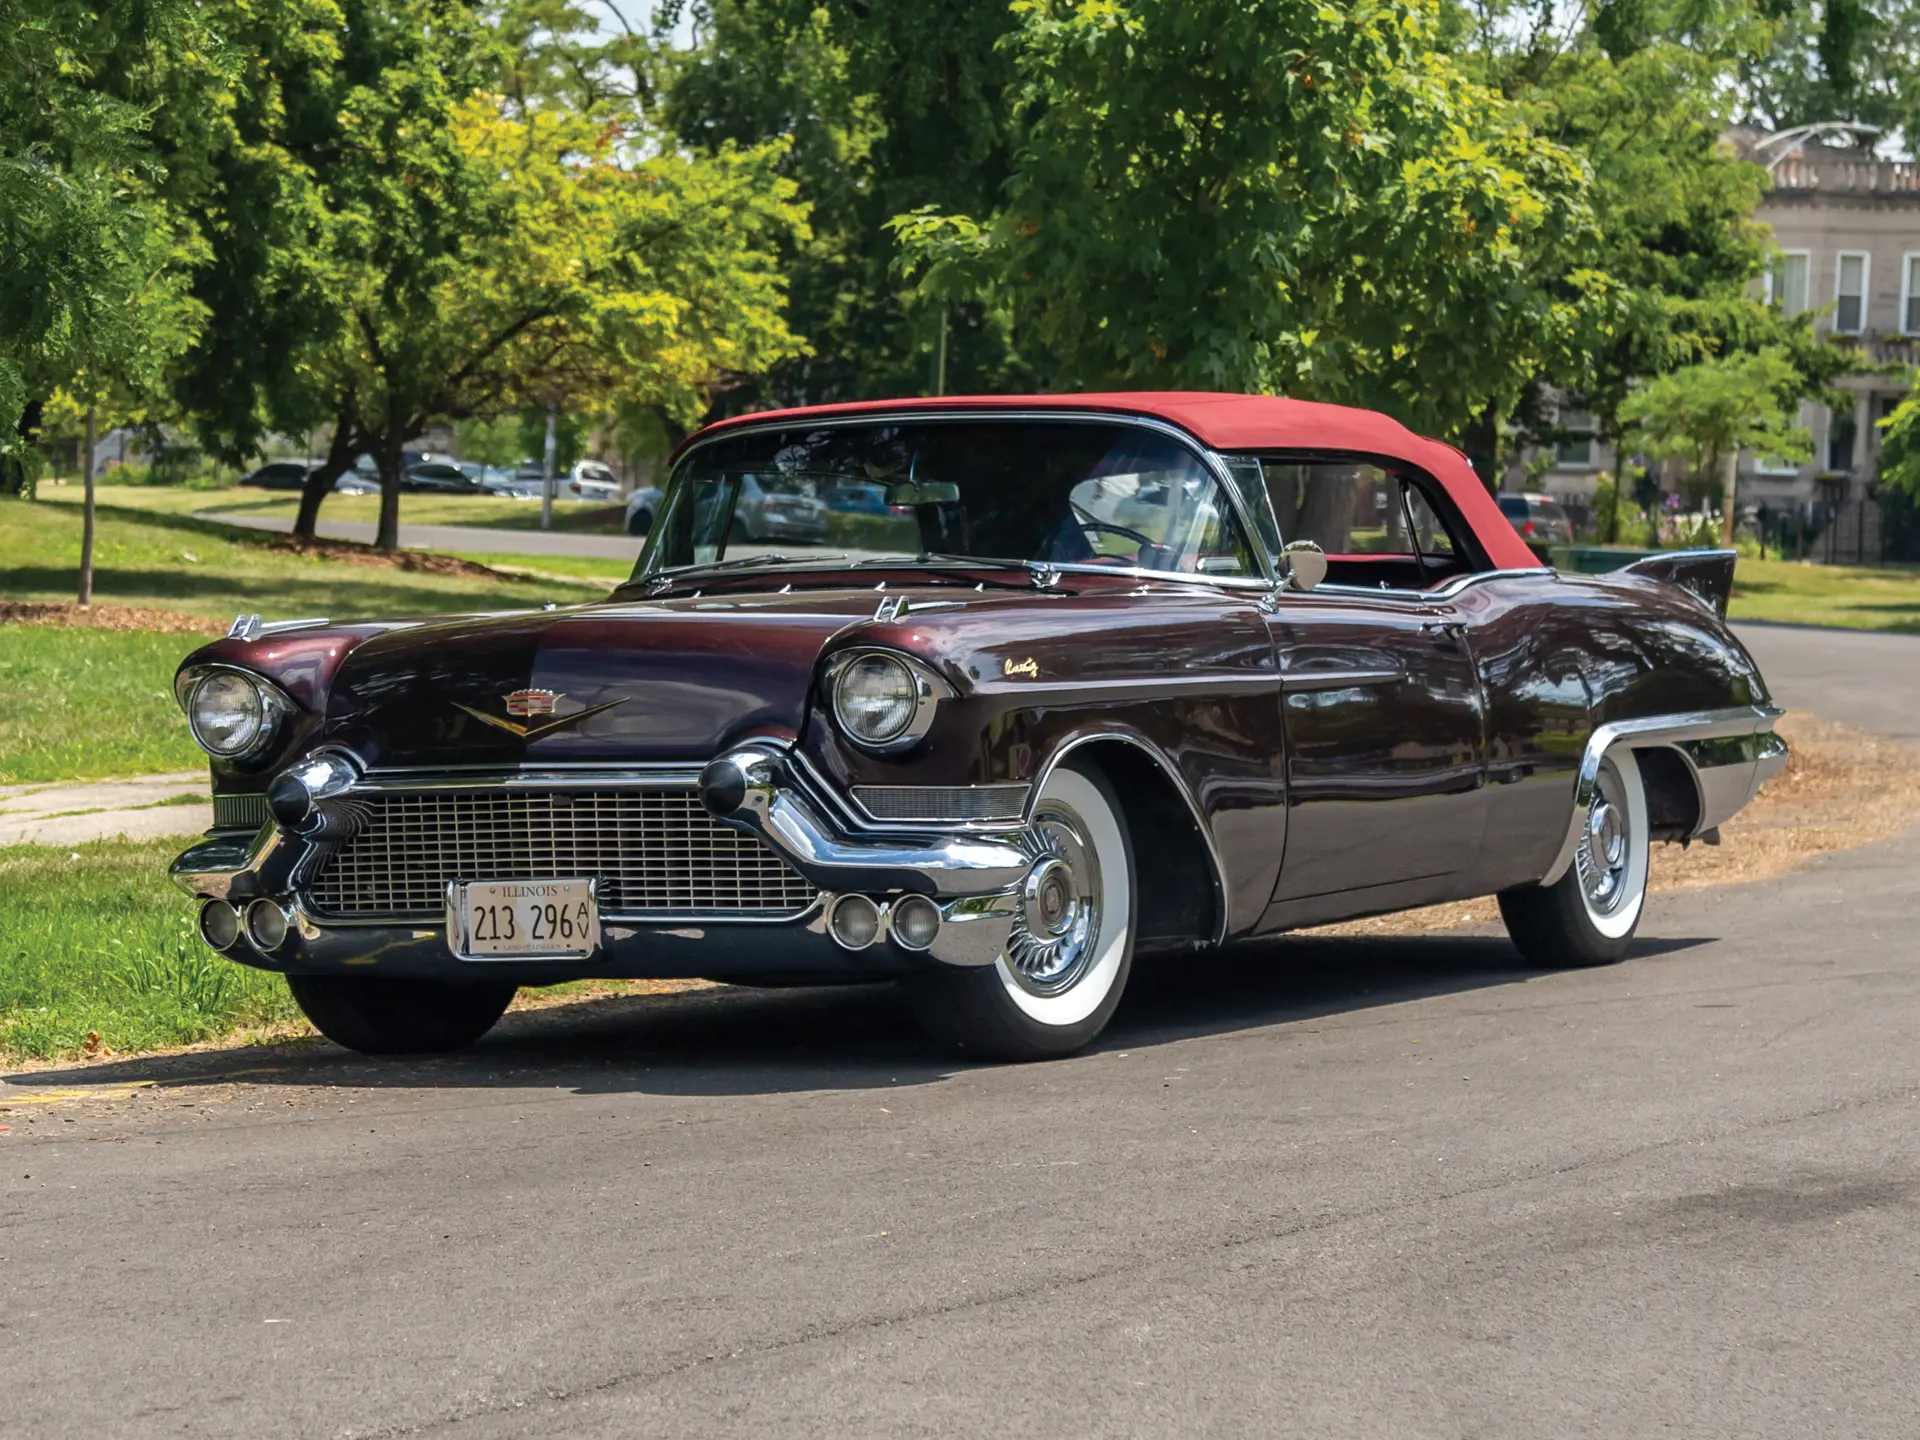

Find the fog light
[[245, 897, 292, 952], [198, 899, 242, 950], [827, 894, 882, 951], [890, 894, 941, 951]]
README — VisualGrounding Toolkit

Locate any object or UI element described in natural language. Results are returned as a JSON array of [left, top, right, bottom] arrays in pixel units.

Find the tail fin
[[1615, 549, 1737, 617]]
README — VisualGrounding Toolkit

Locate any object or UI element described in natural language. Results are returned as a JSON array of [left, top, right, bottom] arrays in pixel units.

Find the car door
[[1246, 459, 1490, 903], [1263, 591, 1488, 900]]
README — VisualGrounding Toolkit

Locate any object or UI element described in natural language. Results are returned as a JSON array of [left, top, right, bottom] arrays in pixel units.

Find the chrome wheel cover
[[1005, 802, 1102, 997], [1576, 760, 1632, 915]]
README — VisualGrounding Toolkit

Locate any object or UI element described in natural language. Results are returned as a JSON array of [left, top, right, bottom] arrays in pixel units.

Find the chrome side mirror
[[1279, 540, 1327, 593]]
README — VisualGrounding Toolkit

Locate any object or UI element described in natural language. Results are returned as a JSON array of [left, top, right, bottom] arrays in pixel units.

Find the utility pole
[[541, 402, 557, 532], [77, 404, 96, 606]]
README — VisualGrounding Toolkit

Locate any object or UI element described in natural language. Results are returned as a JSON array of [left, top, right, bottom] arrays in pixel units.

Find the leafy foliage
[[1878, 380, 1920, 500], [1618, 348, 1813, 478], [891, 0, 1599, 447], [664, 0, 1031, 409], [0, 0, 214, 495]]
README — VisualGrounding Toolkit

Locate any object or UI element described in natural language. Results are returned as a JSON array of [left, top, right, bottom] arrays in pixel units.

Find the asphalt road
[[3, 626, 1918, 1439], [205, 509, 647, 562]]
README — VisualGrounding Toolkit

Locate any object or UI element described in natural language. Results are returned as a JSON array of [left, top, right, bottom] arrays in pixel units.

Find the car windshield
[[638, 419, 1259, 581]]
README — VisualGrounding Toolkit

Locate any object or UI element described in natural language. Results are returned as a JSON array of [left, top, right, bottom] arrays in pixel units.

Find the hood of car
[[321, 595, 897, 767]]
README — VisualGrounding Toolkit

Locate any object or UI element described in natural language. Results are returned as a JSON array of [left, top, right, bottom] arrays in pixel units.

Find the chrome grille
[[304, 788, 820, 920]]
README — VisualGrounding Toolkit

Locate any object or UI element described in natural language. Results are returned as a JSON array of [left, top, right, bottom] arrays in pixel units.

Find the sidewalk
[[0, 773, 211, 847]]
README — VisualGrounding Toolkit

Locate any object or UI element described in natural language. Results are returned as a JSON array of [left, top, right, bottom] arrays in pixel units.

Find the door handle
[[1420, 620, 1466, 638]]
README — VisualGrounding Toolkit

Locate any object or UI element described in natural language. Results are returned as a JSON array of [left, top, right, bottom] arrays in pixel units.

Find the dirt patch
[[244, 530, 510, 579], [1312, 712, 1920, 937], [0, 601, 225, 635]]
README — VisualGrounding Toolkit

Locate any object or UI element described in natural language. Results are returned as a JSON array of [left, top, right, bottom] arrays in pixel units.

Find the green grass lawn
[[1727, 558, 1920, 633], [0, 627, 205, 783], [0, 838, 301, 1061], [41, 479, 629, 533], [1, 493, 608, 622]]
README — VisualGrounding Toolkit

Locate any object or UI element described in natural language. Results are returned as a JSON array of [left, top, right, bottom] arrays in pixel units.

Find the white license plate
[[448, 879, 600, 960]]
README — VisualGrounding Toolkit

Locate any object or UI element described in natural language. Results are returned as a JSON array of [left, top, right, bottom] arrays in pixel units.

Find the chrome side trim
[[969, 670, 1282, 702], [1278, 667, 1402, 693], [1294, 567, 1558, 605], [1540, 704, 1786, 886], [1029, 730, 1231, 946]]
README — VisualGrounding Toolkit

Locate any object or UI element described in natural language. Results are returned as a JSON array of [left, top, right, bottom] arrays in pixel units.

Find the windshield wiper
[[644, 554, 849, 587]]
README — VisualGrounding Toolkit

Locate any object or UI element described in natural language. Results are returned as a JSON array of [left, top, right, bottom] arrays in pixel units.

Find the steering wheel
[[1077, 518, 1156, 548]]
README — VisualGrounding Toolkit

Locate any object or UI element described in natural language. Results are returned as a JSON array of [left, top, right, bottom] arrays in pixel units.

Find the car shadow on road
[[2, 931, 1713, 1101]]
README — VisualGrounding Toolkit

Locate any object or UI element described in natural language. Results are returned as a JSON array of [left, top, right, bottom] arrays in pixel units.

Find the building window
[[1556, 409, 1595, 468], [1767, 251, 1810, 316], [1902, 253, 1920, 335], [1827, 409, 1858, 472], [1835, 251, 1870, 334]]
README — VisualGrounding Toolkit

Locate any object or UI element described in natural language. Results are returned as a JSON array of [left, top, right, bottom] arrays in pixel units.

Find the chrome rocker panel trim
[[1540, 703, 1787, 887]]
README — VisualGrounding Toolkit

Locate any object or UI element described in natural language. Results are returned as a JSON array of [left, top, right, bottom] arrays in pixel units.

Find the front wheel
[[286, 975, 517, 1055], [906, 762, 1136, 1061], [626, 507, 653, 536], [1499, 747, 1651, 967]]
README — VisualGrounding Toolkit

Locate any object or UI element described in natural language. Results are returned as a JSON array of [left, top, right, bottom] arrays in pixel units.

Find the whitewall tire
[[907, 761, 1135, 1059], [1499, 747, 1651, 967]]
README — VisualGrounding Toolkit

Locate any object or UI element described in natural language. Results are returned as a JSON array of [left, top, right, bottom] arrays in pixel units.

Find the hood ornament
[[454, 689, 624, 740]]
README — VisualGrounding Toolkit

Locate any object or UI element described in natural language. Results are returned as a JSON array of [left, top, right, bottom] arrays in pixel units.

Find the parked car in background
[[402, 461, 482, 494], [563, 461, 621, 502], [462, 463, 523, 495], [624, 485, 666, 535], [170, 393, 1784, 1061], [243, 460, 378, 494], [735, 473, 830, 542], [1499, 493, 1575, 558], [242, 460, 323, 490], [825, 483, 894, 515]]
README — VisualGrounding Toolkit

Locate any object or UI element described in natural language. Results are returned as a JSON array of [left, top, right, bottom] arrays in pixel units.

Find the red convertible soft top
[[689, 392, 1543, 572]]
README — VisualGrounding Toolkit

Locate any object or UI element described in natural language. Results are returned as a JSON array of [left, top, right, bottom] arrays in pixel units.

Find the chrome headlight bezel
[[175, 665, 296, 761], [826, 649, 946, 754]]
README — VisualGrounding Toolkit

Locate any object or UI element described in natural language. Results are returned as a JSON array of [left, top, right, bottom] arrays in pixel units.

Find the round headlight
[[189, 672, 271, 757], [832, 652, 928, 749]]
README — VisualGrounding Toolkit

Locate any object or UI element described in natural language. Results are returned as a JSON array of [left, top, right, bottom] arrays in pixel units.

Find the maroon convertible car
[[171, 394, 1785, 1060]]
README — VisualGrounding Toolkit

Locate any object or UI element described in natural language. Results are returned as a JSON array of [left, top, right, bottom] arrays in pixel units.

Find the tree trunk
[[294, 410, 358, 541], [77, 406, 96, 605], [540, 402, 558, 532], [1461, 405, 1500, 495], [375, 434, 405, 550], [1718, 446, 1739, 547]]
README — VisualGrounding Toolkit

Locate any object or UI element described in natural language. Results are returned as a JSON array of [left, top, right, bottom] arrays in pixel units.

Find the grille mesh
[[852, 785, 1028, 822], [304, 788, 819, 920], [212, 793, 269, 832]]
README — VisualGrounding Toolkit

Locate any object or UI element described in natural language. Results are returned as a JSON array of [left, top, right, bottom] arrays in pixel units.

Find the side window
[[1243, 456, 1473, 590], [1402, 484, 1458, 561]]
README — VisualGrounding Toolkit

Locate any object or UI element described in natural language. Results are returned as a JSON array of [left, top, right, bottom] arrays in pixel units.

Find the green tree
[[1740, 0, 1920, 152], [664, 0, 1031, 411], [1877, 377, 1920, 500], [1616, 348, 1813, 542], [0, 0, 212, 497], [890, 0, 1599, 452], [1446, 0, 1848, 529]]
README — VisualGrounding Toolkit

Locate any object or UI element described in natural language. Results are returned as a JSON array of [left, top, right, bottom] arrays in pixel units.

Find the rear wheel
[[1499, 748, 1650, 967], [286, 975, 517, 1055], [907, 762, 1135, 1061]]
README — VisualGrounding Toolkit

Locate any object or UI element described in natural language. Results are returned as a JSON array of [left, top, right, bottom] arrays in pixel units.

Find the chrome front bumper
[[172, 747, 1035, 978]]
